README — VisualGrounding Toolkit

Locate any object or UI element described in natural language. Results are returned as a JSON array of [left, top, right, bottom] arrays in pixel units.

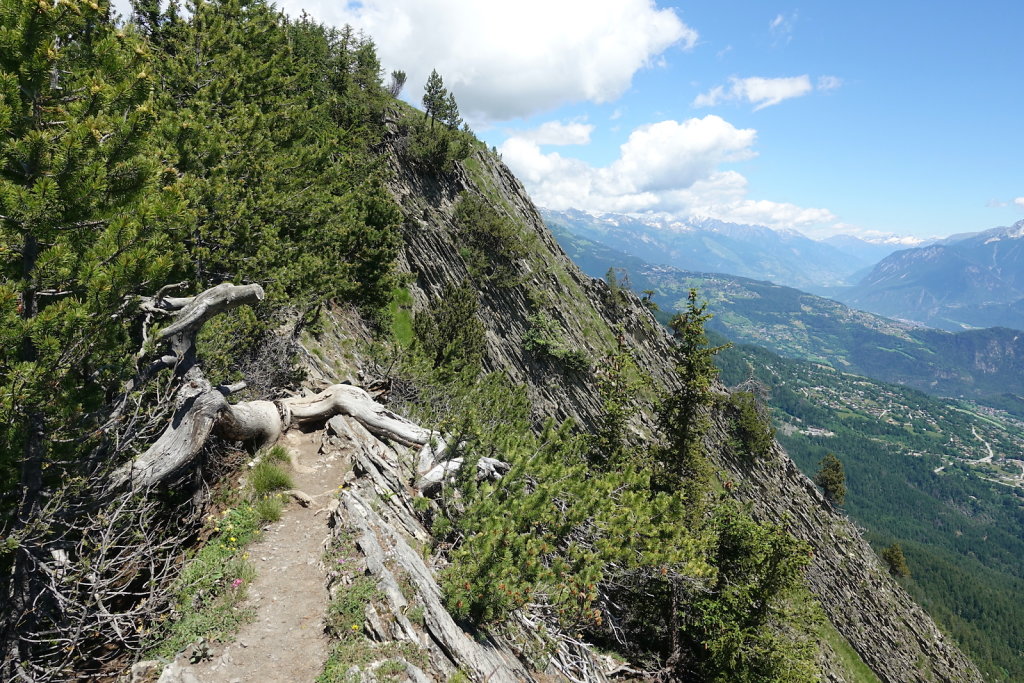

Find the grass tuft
[[254, 494, 284, 523], [263, 444, 291, 464], [250, 460, 293, 495]]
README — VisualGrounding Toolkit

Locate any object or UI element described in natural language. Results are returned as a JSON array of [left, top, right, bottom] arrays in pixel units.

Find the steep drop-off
[[367, 125, 981, 682]]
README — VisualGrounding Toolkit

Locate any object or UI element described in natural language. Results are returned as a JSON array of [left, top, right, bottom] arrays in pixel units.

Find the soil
[[171, 428, 348, 683]]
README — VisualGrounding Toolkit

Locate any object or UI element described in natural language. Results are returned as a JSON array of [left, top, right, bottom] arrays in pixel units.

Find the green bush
[[522, 311, 590, 373], [412, 285, 486, 376], [452, 193, 533, 286], [815, 453, 846, 505], [405, 115, 473, 173], [728, 391, 776, 460], [881, 543, 911, 578]]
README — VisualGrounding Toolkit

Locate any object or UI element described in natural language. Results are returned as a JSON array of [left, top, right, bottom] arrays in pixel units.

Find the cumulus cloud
[[1015, 197, 1024, 209], [499, 115, 836, 230], [513, 120, 594, 146], [693, 75, 840, 111], [275, 0, 696, 121]]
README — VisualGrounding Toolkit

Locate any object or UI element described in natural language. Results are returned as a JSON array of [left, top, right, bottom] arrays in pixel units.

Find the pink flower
[[231, 579, 243, 589]]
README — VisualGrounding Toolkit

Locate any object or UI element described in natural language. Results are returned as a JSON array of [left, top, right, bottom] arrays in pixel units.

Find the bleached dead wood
[[108, 283, 452, 491], [414, 456, 510, 498]]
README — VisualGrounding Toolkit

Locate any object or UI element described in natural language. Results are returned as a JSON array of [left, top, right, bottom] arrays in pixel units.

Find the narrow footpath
[[159, 429, 348, 683]]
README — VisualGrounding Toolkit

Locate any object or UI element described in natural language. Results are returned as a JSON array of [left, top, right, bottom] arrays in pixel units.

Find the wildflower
[[351, 624, 359, 631], [231, 579, 243, 589]]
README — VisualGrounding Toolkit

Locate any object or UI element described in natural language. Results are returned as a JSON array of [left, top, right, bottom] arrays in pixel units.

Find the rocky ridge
[[367, 134, 983, 682]]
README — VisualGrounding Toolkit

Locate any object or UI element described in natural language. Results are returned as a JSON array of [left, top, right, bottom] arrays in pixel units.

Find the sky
[[120, 0, 1024, 240]]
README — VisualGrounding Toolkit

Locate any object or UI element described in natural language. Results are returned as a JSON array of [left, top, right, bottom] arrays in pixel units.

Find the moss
[[818, 622, 882, 682]]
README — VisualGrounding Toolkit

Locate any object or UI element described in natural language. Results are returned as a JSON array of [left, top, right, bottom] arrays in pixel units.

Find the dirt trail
[[180, 429, 347, 683]]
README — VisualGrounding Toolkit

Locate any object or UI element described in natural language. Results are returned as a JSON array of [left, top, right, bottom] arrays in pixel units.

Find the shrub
[[881, 543, 911, 578], [815, 453, 846, 505], [452, 193, 533, 286], [522, 311, 590, 373], [728, 391, 776, 460]]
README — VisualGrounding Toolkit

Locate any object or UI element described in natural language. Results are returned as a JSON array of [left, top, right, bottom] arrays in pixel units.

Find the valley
[[552, 220, 1024, 412], [716, 342, 1024, 680], [550, 212, 1024, 680]]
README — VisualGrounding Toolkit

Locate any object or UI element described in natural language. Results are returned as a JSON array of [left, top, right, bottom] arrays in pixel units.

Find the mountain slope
[[552, 222, 1024, 412], [541, 208, 888, 291], [382, 133, 980, 681], [846, 220, 1024, 329]]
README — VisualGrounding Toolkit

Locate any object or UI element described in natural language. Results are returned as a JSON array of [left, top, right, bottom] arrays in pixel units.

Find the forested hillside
[[0, 1, 983, 681], [717, 343, 1024, 680]]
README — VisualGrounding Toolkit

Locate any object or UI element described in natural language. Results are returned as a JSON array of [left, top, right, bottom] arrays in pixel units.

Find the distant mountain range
[[540, 208, 915, 292], [545, 208, 1024, 333], [550, 219, 1024, 412], [841, 220, 1024, 331]]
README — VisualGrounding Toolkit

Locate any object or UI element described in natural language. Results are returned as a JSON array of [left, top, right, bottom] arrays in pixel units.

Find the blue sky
[[135, 0, 1024, 240]]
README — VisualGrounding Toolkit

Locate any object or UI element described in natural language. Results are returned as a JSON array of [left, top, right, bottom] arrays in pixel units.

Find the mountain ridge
[[541, 207, 902, 291], [385, 137, 981, 681], [845, 219, 1024, 329]]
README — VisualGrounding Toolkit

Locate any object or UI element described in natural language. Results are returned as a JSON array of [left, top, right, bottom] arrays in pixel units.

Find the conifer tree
[[815, 453, 846, 505], [0, 0, 178, 670], [387, 69, 407, 97], [882, 542, 911, 578], [443, 91, 462, 129], [422, 68, 445, 125], [657, 289, 728, 517]]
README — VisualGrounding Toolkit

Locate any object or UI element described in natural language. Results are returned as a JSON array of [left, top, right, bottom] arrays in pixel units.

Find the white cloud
[[499, 115, 837, 230], [817, 75, 843, 91], [694, 74, 841, 111], [513, 120, 594, 146], [769, 12, 797, 45], [610, 118, 756, 191], [1014, 197, 1024, 209], [278, 0, 696, 122]]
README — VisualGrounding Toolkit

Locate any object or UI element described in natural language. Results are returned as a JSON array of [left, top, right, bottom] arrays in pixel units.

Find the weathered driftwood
[[414, 456, 510, 498], [108, 283, 445, 491]]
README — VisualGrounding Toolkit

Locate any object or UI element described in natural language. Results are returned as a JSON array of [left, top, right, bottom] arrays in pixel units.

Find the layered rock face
[[325, 134, 982, 682]]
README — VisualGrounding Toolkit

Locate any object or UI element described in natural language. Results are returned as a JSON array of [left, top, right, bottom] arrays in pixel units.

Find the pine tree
[[881, 542, 910, 578], [657, 289, 728, 517], [422, 68, 445, 125], [145, 0, 401, 361], [815, 453, 846, 505], [387, 69, 407, 97], [0, 0, 179, 670], [442, 91, 462, 129]]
